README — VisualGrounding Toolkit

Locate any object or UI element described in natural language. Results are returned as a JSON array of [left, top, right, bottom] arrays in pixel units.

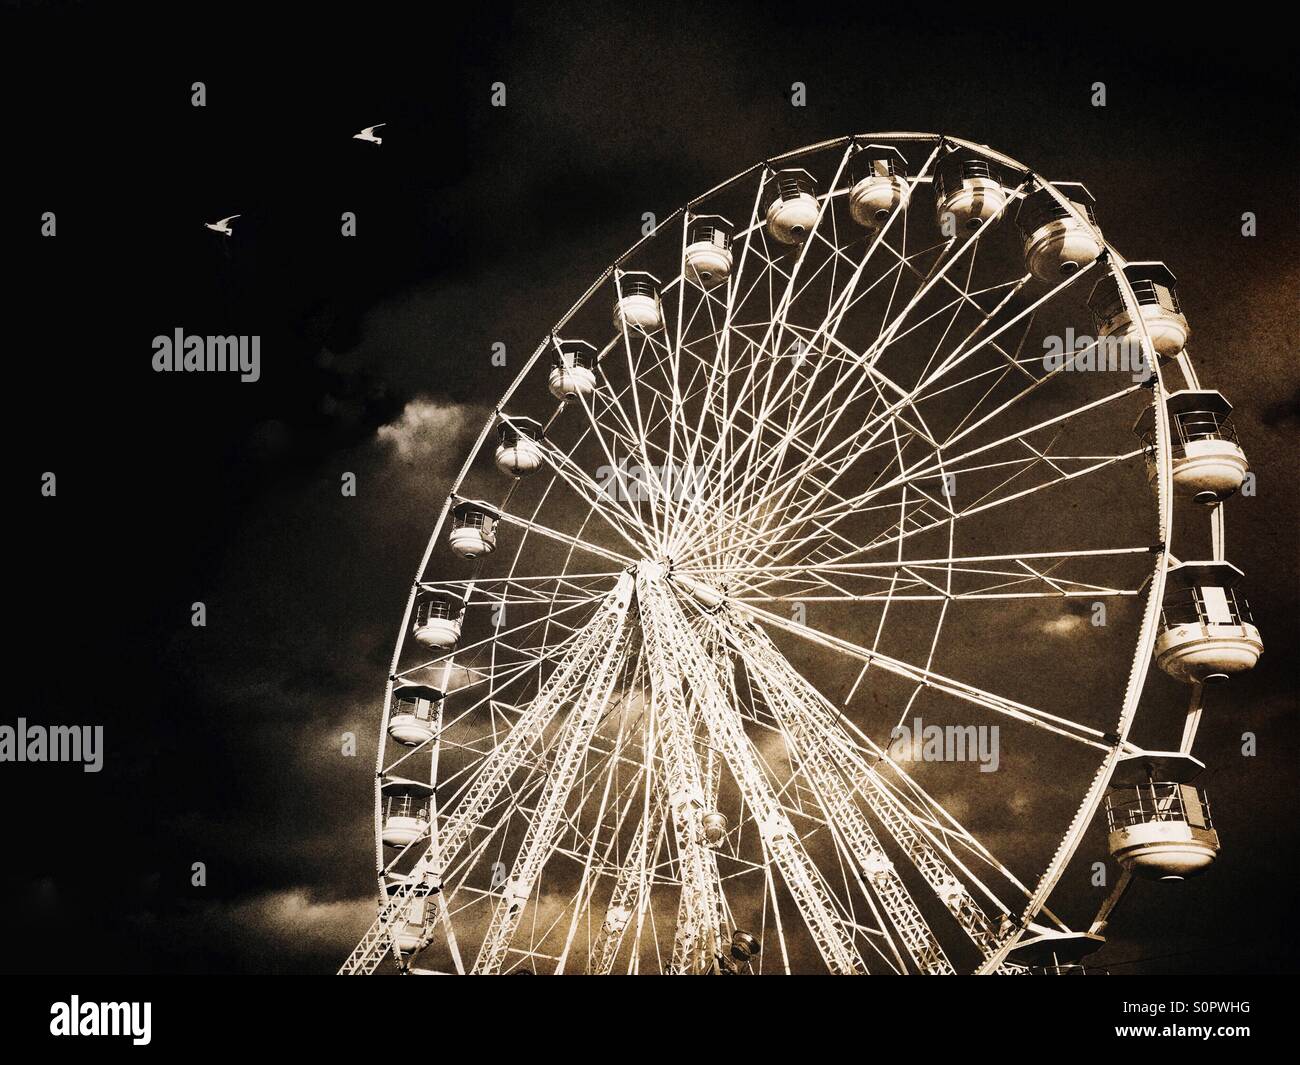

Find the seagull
[[204, 214, 240, 236], [353, 123, 385, 145]]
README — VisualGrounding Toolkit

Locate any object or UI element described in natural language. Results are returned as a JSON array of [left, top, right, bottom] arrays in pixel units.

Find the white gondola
[[384, 879, 432, 953], [494, 415, 545, 477], [411, 586, 463, 650], [1006, 929, 1106, 972], [683, 214, 734, 288], [387, 681, 442, 746], [448, 499, 498, 560], [1031, 963, 1104, 975], [1088, 261, 1189, 359], [1135, 391, 1248, 504], [1154, 561, 1263, 683], [381, 777, 433, 848], [548, 339, 600, 401], [848, 144, 910, 229], [393, 896, 430, 953], [1110, 749, 1206, 790], [934, 152, 1009, 232], [613, 271, 664, 332], [1015, 182, 1102, 281], [764, 168, 819, 245], [1105, 781, 1219, 880]]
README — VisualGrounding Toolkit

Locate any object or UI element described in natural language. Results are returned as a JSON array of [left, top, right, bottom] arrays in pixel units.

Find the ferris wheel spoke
[[662, 232, 725, 514], [675, 180, 770, 497], [740, 597, 1112, 751], [729, 269, 1024, 518], [624, 330, 733, 515], [722, 160, 993, 530], [723, 332, 981, 539], [714, 352, 893, 554], [531, 437, 661, 552], [722, 546, 1150, 587], [723, 546, 1149, 603], [789, 444, 1120, 572], [677, 373, 892, 565], [862, 451, 1141, 565], [590, 341, 668, 452], [488, 506, 638, 569], [714, 392, 906, 565], [908, 264, 1081, 403], [833, 176, 1029, 396], [814, 142, 944, 340], [679, 388, 901, 568], [717, 384, 1145, 573], [624, 368, 672, 552], [709, 313, 987, 558], [591, 335, 744, 546], [393, 582, 610, 686], [614, 308, 705, 545], [684, 153, 868, 521], [752, 145, 855, 355], [715, 306, 1016, 553], [881, 233, 1100, 386]]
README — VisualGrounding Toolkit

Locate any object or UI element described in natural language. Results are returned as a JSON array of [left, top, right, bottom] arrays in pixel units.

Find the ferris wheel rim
[[367, 131, 1189, 974]]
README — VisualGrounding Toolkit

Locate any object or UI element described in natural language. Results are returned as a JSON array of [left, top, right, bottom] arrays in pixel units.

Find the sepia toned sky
[[6, 1, 1297, 974]]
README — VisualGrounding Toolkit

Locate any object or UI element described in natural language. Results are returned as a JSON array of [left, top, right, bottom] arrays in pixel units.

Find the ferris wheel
[[339, 132, 1262, 976]]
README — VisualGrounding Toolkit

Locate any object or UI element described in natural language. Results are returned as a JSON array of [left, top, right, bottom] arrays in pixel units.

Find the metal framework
[[339, 132, 1234, 975]]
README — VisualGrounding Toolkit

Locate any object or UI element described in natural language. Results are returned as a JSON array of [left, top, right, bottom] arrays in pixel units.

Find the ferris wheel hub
[[668, 570, 726, 612]]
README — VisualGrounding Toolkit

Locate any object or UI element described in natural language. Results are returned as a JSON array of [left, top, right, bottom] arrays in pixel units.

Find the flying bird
[[204, 214, 240, 236], [353, 123, 385, 145]]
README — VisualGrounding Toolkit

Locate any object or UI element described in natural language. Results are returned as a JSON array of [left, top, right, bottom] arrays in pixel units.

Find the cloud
[[1039, 614, 1089, 638], [377, 395, 483, 465], [1260, 386, 1300, 428], [127, 889, 376, 974]]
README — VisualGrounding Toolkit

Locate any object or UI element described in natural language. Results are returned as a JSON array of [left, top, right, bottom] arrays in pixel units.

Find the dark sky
[[5, 1, 1297, 974]]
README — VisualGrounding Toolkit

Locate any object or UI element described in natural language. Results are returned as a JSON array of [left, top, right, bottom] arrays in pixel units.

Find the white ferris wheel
[[340, 132, 1263, 976]]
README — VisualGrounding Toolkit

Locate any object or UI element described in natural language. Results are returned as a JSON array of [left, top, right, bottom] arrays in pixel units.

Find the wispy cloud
[[377, 395, 483, 466]]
